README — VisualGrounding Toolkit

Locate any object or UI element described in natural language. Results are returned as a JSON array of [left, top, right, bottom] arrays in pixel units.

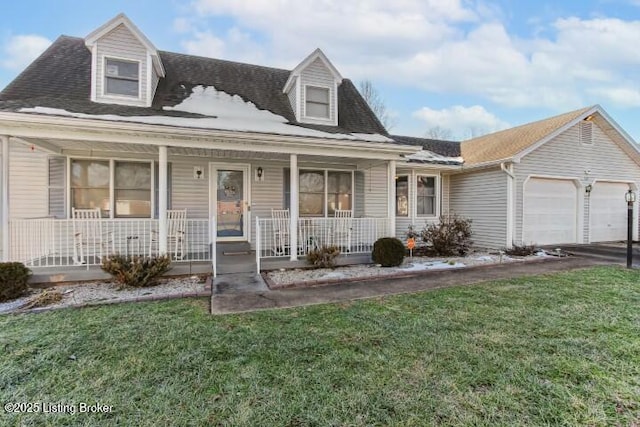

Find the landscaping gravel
[[267, 251, 550, 286]]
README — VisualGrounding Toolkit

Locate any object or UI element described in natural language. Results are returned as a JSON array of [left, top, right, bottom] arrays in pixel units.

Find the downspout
[[501, 162, 515, 249]]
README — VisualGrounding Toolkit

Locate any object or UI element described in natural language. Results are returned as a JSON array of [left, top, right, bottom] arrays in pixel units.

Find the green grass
[[1, 266, 639, 426]]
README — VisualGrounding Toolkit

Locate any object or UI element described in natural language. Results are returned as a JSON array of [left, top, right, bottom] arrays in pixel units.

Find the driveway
[[555, 242, 640, 265]]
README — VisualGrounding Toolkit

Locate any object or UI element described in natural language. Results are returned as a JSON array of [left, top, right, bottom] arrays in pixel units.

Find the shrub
[[372, 237, 405, 267], [0, 262, 32, 302], [23, 289, 63, 309], [101, 254, 171, 289], [421, 215, 473, 256], [306, 245, 341, 269], [505, 243, 537, 257]]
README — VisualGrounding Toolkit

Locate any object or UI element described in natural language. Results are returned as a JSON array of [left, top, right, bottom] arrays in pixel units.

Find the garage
[[589, 182, 630, 242], [524, 178, 578, 245]]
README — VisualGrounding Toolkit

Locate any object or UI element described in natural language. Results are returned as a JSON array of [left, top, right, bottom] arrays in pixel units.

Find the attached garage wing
[[589, 182, 630, 242], [524, 178, 578, 245]]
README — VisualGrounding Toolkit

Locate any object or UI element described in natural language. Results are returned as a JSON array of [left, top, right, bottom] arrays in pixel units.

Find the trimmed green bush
[[0, 262, 32, 302], [421, 215, 473, 256], [306, 245, 341, 268], [372, 237, 405, 267], [101, 255, 171, 289]]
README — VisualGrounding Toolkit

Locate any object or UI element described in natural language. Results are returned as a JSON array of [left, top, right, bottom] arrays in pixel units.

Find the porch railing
[[256, 217, 390, 260], [9, 218, 211, 268]]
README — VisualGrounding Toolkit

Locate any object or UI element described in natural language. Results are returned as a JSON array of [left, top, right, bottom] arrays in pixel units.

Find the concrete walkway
[[211, 255, 611, 315]]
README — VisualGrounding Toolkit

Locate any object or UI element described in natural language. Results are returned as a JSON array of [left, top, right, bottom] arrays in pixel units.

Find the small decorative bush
[[306, 245, 341, 268], [421, 215, 473, 256], [405, 225, 420, 240], [101, 254, 171, 289], [372, 237, 405, 267], [0, 262, 32, 302], [505, 243, 537, 257]]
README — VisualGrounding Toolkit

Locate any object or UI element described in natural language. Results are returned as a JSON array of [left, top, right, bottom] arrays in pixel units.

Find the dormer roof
[[84, 13, 165, 77], [283, 48, 342, 94]]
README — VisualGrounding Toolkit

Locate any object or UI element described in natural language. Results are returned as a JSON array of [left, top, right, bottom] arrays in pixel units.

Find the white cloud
[[1, 34, 51, 70], [175, 1, 640, 111], [412, 105, 510, 138]]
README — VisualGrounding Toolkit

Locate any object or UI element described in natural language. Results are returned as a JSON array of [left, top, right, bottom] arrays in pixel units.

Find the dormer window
[[305, 86, 330, 119], [104, 58, 139, 98]]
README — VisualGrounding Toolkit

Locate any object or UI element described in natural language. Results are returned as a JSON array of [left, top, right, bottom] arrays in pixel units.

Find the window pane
[[71, 188, 110, 214], [417, 176, 436, 216], [115, 190, 151, 217], [396, 176, 408, 217], [115, 162, 151, 218], [71, 160, 109, 188], [106, 78, 139, 97], [306, 102, 329, 118], [417, 176, 435, 196], [106, 59, 139, 79], [300, 171, 324, 192], [307, 87, 329, 103], [115, 162, 151, 189], [328, 194, 351, 215], [300, 194, 324, 216], [328, 171, 351, 193]]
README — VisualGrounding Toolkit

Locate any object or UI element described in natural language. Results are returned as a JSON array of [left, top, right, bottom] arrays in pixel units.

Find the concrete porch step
[[216, 242, 256, 274]]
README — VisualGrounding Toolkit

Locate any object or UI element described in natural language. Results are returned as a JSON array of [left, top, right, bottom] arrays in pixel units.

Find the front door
[[210, 163, 250, 241]]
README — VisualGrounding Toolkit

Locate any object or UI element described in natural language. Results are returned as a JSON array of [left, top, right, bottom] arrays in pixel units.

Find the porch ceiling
[[19, 136, 380, 165]]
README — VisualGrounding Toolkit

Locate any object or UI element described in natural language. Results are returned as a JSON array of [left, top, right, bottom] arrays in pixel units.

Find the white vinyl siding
[[363, 163, 388, 218], [286, 77, 298, 117], [450, 168, 508, 249], [300, 58, 337, 125], [514, 121, 640, 244], [9, 143, 48, 219], [95, 23, 149, 107], [441, 174, 450, 216]]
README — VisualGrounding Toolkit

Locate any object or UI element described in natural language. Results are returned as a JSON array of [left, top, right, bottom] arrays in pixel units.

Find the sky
[[1, 0, 640, 142]]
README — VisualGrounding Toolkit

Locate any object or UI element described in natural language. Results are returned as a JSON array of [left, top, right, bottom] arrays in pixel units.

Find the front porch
[[8, 215, 390, 282]]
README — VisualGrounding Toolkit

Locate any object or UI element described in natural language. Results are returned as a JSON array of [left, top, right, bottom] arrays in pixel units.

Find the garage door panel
[[590, 182, 629, 242], [524, 178, 577, 245]]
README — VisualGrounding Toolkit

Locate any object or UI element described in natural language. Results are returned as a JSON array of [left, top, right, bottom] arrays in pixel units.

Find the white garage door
[[524, 178, 578, 245], [590, 182, 629, 242]]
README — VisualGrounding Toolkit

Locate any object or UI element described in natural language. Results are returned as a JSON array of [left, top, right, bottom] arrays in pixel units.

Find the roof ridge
[[159, 50, 292, 74]]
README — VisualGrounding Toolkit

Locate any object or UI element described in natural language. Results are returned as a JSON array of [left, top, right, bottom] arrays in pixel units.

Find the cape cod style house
[[0, 14, 639, 282]]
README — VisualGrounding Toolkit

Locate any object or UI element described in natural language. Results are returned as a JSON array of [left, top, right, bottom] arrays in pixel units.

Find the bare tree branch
[[424, 126, 454, 140], [358, 80, 396, 131]]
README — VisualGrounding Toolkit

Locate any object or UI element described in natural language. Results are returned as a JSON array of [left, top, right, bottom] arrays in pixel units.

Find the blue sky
[[1, 0, 640, 141]]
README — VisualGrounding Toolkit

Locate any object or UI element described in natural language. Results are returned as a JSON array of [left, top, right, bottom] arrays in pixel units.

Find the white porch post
[[1, 136, 9, 261], [158, 145, 168, 255], [290, 154, 298, 261], [387, 160, 396, 236]]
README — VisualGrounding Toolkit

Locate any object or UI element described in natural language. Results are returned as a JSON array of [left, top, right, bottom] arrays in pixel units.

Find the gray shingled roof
[[0, 36, 388, 136], [390, 134, 461, 157]]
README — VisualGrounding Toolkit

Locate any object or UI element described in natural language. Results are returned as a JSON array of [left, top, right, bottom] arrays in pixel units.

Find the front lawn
[[1, 266, 639, 426]]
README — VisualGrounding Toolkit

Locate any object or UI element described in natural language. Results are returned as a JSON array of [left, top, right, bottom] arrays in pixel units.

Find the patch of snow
[[19, 85, 394, 144], [319, 271, 347, 280], [402, 261, 465, 271], [535, 250, 550, 257], [406, 149, 463, 164], [475, 255, 494, 261]]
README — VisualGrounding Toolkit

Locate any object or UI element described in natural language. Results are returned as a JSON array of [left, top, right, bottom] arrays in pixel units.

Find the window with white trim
[[285, 169, 353, 217], [71, 159, 152, 218], [395, 175, 409, 217], [416, 176, 436, 216], [105, 58, 139, 97], [114, 161, 151, 218], [305, 86, 330, 119]]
